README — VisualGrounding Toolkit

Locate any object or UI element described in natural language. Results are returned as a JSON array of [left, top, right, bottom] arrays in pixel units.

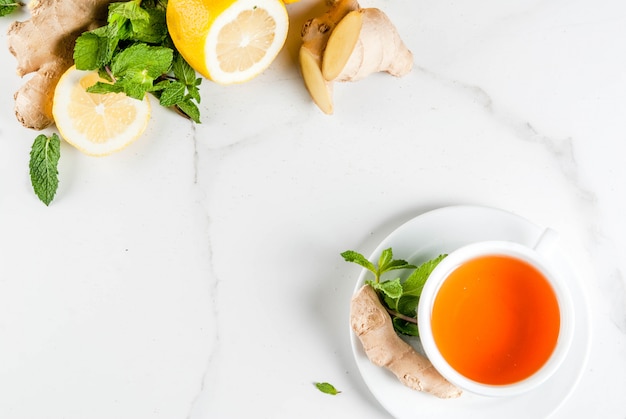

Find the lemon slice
[[52, 66, 151, 157], [167, 0, 289, 84]]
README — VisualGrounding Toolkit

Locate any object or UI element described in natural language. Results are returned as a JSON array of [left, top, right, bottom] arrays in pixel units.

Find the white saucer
[[350, 205, 590, 419]]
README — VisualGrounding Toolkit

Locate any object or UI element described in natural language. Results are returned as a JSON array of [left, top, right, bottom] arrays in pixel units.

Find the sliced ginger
[[299, 0, 360, 114], [320, 8, 364, 81], [7, 0, 114, 130], [351, 284, 462, 399], [299, 0, 413, 114]]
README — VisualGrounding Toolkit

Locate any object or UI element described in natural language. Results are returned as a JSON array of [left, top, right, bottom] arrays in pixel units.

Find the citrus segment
[[167, 0, 289, 84], [52, 66, 151, 157]]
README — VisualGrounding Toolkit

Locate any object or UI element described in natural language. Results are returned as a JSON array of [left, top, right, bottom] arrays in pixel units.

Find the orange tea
[[430, 255, 561, 385]]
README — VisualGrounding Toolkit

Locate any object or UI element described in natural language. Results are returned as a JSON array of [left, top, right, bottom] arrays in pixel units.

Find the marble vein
[[185, 128, 222, 419], [416, 64, 626, 334], [416, 65, 595, 202]]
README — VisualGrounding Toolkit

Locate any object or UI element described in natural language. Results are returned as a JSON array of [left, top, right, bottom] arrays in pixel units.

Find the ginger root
[[351, 284, 462, 399], [299, 0, 413, 114], [7, 0, 113, 130]]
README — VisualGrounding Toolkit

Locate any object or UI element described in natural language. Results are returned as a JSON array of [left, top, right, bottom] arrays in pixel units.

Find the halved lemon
[[167, 0, 289, 84], [52, 66, 151, 157]]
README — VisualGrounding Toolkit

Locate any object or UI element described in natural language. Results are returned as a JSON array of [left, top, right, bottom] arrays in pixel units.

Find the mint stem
[[385, 307, 418, 324]]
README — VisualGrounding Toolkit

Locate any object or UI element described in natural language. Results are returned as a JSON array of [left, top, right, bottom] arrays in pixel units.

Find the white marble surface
[[1, 0, 625, 418]]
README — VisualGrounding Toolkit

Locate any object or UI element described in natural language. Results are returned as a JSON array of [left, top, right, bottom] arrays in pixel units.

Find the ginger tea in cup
[[418, 236, 574, 397]]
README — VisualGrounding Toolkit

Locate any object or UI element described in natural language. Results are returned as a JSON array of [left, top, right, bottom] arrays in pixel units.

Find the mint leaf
[[176, 98, 201, 123], [341, 250, 377, 274], [314, 382, 341, 395], [369, 278, 404, 311], [130, 7, 167, 43], [384, 258, 417, 272], [393, 317, 420, 336], [159, 81, 186, 107], [396, 295, 419, 318], [369, 278, 403, 300], [102, 44, 173, 99], [112, 43, 173, 79], [377, 248, 417, 275], [402, 254, 447, 297], [378, 248, 394, 271], [74, 27, 119, 70], [394, 255, 447, 320], [109, 0, 149, 21], [173, 53, 198, 86], [29, 134, 60, 206], [0, 0, 22, 16], [86, 82, 125, 95]]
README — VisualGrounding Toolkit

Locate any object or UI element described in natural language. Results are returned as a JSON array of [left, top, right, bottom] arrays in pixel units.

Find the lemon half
[[52, 66, 151, 157], [167, 0, 289, 84]]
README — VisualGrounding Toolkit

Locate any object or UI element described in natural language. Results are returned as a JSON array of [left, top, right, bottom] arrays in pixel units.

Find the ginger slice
[[320, 8, 363, 81], [324, 8, 413, 82], [299, 0, 360, 114]]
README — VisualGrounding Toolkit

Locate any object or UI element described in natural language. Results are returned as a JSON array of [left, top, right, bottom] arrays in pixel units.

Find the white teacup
[[417, 229, 575, 397]]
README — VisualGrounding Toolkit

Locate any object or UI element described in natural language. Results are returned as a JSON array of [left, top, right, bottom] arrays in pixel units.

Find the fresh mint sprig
[[341, 248, 416, 283], [342, 248, 446, 336], [73, 0, 202, 122]]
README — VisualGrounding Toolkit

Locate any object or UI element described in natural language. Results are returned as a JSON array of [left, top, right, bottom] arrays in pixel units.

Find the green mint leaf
[[368, 278, 403, 311], [377, 248, 394, 271], [109, 0, 149, 21], [377, 248, 416, 274], [314, 382, 341, 395], [149, 80, 170, 93], [107, 10, 134, 41], [393, 254, 447, 321], [159, 81, 186, 107], [397, 294, 418, 317], [176, 98, 201, 123], [341, 250, 377, 275], [112, 43, 173, 79], [74, 29, 118, 70], [173, 54, 198, 86], [29, 134, 60, 206], [130, 7, 167, 43], [106, 44, 173, 100], [373, 278, 403, 300], [87, 82, 125, 95], [402, 254, 447, 297], [187, 82, 202, 103], [393, 318, 420, 336], [384, 259, 417, 272], [0, 0, 22, 16]]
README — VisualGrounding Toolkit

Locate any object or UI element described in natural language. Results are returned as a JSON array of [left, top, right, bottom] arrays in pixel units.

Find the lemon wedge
[[52, 66, 151, 157], [167, 0, 289, 84]]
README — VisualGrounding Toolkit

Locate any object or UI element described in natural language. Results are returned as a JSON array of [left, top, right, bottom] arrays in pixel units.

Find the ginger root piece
[[299, 0, 359, 115], [7, 0, 114, 130], [351, 284, 462, 399], [299, 0, 413, 114]]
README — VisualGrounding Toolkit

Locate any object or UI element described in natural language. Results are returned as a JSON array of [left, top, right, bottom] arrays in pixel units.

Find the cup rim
[[417, 240, 575, 397]]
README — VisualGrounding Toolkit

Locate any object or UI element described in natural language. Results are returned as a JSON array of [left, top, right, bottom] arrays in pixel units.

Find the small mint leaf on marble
[[315, 382, 341, 395], [29, 133, 60, 206]]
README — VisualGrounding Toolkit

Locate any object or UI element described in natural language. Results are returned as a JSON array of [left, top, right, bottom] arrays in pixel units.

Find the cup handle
[[533, 228, 559, 257]]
